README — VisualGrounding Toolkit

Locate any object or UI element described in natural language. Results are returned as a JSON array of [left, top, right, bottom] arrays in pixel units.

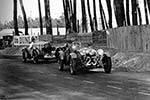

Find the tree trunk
[[44, 0, 52, 35], [144, 0, 149, 24], [57, 20, 60, 36], [131, 0, 138, 25], [67, 0, 72, 31], [137, 7, 142, 25], [93, 0, 98, 30], [106, 0, 112, 28], [38, 0, 43, 35], [72, 0, 77, 32], [87, 0, 94, 32], [99, 0, 105, 29], [62, 0, 68, 33], [114, 0, 126, 27], [63, 0, 77, 33], [13, 0, 19, 36], [137, 0, 142, 25], [19, 0, 28, 35], [81, 0, 87, 33], [69, 0, 73, 14], [99, 0, 108, 30], [63, 0, 71, 34], [102, 9, 108, 29], [126, 0, 130, 25], [147, 0, 150, 15]]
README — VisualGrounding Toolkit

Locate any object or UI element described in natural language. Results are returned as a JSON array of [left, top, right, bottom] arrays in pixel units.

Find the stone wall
[[66, 31, 107, 46], [93, 31, 107, 46], [39, 35, 52, 42]]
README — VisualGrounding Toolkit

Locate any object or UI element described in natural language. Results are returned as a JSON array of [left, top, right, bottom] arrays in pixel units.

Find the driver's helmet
[[31, 37, 35, 42]]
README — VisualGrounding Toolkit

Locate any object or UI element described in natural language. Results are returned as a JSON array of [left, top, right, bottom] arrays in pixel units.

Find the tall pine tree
[[132, 0, 138, 25], [38, 0, 43, 35], [44, 0, 52, 35], [13, 0, 19, 36], [106, 0, 112, 28], [19, 0, 28, 35], [81, 0, 87, 32], [87, 0, 94, 31], [114, 0, 126, 27]]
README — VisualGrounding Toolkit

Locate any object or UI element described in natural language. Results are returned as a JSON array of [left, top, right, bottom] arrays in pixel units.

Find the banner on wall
[[13, 35, 39, 45]]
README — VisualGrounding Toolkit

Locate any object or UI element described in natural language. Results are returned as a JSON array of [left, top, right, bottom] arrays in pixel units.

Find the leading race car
[[56, 41, 112, 75], [22, 41, 56, 63]]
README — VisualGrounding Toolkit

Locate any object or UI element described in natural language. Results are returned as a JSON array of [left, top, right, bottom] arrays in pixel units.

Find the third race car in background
[[22, 41, 56, 63]]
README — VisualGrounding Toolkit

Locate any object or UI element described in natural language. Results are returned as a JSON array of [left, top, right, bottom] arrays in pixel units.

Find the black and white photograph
[[0, 0, 150, 100]]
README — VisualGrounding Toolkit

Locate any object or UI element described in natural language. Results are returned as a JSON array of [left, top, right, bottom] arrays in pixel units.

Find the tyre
[[55, 48, 60, 62], [69, 58, 77, 75], [22, 51, 27, 63], [32, 50, 38, 64], [102, 54, 112, 73], [58, 57, 64, 71]]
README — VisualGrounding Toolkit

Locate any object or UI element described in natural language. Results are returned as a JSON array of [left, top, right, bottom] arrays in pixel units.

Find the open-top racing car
[[56, 41, 112, 75], [22, 41, 56, 63]]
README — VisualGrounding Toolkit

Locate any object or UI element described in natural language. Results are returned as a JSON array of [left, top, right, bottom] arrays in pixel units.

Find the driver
[[42, 42, 53, 55], [27, 37, 35, 56]]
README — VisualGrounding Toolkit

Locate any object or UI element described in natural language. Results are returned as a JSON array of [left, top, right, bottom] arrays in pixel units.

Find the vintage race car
[[56, 41, 112, 75], [22, 41, 56, 63]]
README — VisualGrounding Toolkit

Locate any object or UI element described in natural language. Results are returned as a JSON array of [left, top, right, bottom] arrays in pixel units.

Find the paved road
[[0, 55, 150, 100]]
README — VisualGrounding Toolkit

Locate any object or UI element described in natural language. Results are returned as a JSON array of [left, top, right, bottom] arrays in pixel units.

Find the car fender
[[104, 52, 111, 57]]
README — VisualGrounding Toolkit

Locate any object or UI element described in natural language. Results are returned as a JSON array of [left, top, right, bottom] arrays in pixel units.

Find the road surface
[[0, 55, 150, 100]]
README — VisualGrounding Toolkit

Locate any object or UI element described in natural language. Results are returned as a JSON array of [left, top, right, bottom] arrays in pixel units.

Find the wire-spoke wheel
[[58, 58, 64, 71], [103, 54, 112, 73], [22, 51, 27, 63], [32, 50, 38, 64], [69, 58, 76, 75]]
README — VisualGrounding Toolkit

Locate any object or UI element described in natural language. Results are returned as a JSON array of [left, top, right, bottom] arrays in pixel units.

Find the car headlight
[[97, 49, 104, 56], [89, 49, 96, 56], [85, 49, 90, 54], [79, 48, 87, 55]]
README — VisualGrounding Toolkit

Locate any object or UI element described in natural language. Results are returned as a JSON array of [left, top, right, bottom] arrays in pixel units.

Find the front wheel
[[22, 51, 27, 63], [69, 58, 77, 75], [32, 50, 38, 64], [102, 54, 112, 73], [58, 58, 64, 71]]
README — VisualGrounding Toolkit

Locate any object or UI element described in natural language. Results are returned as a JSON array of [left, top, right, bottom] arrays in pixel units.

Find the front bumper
[[44, 54, 55, 59]]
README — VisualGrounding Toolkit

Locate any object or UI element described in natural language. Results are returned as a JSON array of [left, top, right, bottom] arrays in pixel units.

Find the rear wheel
[[103, 54, 112, 73], [69, 58, 77, 75]]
